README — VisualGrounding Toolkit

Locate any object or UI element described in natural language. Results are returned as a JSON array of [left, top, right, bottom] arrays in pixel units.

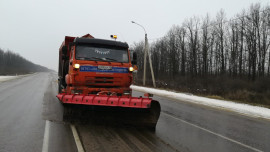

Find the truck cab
[[58, 34, 137, 96]]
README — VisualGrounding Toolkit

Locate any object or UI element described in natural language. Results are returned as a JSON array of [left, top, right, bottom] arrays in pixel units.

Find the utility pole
[[131, 21, 156, 87], [145, 36, 156, 87], [143, 33, 147, 86]]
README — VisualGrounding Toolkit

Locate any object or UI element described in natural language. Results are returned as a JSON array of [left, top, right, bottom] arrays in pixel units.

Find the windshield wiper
[[90, 57, 104, 61], [104, 58, 117, 62], [77, 57, 102, 61], [77, 57, 119, 63]]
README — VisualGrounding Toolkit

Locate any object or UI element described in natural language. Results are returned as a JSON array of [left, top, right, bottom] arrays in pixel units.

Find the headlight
[[74, 64, 80, 69], [71, 89, 83, 94], [123, 90, 131, 95], [129, 67, 134, 72]]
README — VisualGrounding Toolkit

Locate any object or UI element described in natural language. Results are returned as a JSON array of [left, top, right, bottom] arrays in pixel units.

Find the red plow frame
[[56, 93, 152, 108], [56, 93, 160, 130]]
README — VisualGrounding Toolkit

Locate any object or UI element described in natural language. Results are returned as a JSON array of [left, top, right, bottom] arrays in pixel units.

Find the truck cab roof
[[74, 38, 129, 49]]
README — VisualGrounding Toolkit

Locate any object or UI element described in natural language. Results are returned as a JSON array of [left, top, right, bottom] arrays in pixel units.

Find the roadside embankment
[[131, 85, 270, 120]]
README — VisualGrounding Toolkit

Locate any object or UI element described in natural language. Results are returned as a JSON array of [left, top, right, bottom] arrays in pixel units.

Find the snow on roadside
[[131, 85, 270, 120], [0, 76, 19, 82]]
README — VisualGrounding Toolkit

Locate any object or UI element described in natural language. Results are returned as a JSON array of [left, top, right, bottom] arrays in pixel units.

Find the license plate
[[98, 65, 112, 70]]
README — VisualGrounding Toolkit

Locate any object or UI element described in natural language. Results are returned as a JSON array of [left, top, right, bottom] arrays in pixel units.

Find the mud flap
[[63, 100, 161, 131]]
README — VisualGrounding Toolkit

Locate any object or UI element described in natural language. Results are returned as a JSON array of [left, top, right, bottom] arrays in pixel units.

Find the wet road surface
[[0, 73, 77, 152], [1, 72, 270, 152], [132, 92, 270, 152], [45, 73, 176, 152], [0, 73, 47, 152], [77, 125, 176, 152]]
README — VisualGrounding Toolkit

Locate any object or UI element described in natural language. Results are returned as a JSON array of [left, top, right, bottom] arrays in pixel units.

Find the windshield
[[75, 45, 129, 63]]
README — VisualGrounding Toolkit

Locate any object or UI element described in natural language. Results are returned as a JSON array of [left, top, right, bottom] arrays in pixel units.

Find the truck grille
[[95, 81, 113, 84], [95, 77, 113, 83], [95, 77, 113, 80], [85, 76, 121, 85]]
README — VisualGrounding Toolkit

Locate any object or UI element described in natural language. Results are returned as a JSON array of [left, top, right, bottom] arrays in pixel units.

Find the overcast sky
[[0, 0, 269, 71]]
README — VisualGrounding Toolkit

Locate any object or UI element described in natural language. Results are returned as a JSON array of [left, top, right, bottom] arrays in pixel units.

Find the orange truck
[[57, 34, 160, 130]]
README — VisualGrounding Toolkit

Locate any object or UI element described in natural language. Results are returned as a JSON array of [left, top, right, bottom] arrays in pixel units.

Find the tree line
[[132, 3, 270, 106], [0, 48, 50, 75]]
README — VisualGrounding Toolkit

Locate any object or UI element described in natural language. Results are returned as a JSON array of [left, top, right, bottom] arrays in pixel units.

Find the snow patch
[[0, 76, 19, 82], [131, 85, 270, 120]]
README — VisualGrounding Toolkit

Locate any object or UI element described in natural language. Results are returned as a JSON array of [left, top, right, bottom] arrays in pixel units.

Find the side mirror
[[131, 52, 137, 65]]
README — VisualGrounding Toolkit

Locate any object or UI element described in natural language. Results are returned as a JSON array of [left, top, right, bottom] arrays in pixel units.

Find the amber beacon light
[[110, 35, 117, 40]]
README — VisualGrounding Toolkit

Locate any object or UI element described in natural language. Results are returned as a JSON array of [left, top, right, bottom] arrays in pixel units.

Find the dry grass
[[206, 95, 225, 100]]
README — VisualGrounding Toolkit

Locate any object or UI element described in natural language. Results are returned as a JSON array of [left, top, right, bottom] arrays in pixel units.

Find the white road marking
[[42, 120, 50, 152], [70, 125, 85, 152], [163, 112, 263, 152]]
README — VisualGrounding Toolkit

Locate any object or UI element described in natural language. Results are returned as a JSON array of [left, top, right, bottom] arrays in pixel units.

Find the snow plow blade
[[57, 94, 161, 130]]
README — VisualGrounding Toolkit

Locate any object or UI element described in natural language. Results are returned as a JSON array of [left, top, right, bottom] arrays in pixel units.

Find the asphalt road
[[45, 73, 176, 152], [0, 73, 77, 152], [132, 91, 270, 152], [0, 72, 269, 152]]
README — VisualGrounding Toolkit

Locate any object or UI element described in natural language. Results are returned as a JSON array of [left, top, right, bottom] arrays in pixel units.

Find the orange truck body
[[56, 34, 152, 108], [56, 34, 160, 130]]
